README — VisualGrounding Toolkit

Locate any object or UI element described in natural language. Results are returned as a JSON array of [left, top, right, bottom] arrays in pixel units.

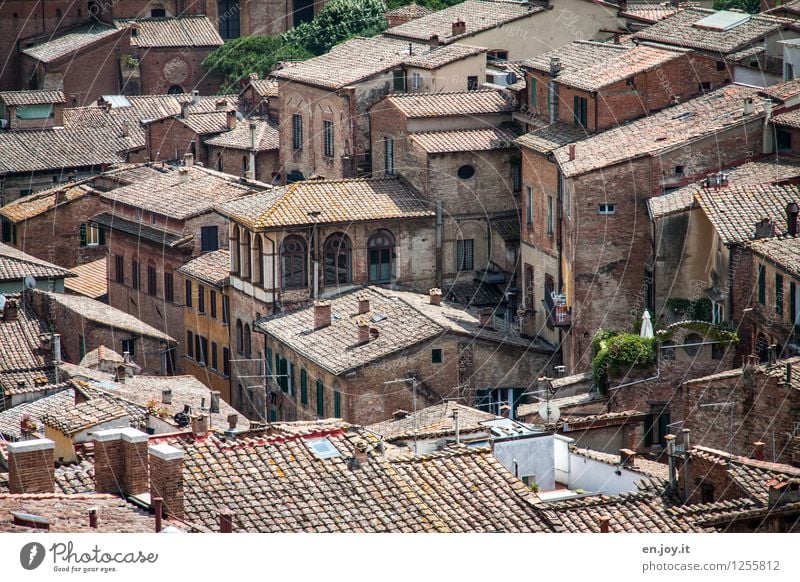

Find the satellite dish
[[24, 276, 36, 290], [538, 402, 560, 423], [0, 294, 6, 310]]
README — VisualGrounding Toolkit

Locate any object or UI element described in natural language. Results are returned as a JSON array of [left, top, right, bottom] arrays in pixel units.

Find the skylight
[[371, 313, 388, 323], [308, 438, 342, 459], [694, 11, 750, 32]]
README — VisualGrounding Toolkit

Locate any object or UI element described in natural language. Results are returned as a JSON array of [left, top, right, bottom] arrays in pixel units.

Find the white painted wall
[[493, 433, 556, 491], [567, 452, 644, 495]]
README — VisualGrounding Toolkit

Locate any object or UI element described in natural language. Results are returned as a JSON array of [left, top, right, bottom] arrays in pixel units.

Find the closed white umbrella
[[640, 309, 654, 338]]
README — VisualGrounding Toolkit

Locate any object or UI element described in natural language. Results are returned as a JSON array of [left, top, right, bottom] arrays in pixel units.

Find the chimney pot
[[191, 414, 210, 436], [393, 409, 409, 420], [153, 497, 163, 533], [227, 413, 238, 430], [743, 97, 755, 116], [191, 89, 200, 105], [357, 292, 370, 314], [429, 288, 442, 305], [226, 109, 237, 130], [549, 56, 561, 76], [162, 388, 172, 404], [219, 509, 234, 533], [313, 300, 332, 330], [786, 201, 799, 236], [754, 218, 776, 239], [451, 19, 466, 37], [210, 391, 221, 414], [3, 299, 19, 321], [7, 439, 55, 494], [428, 34, 439, 48], [753, 441, 766, 461], [568, 143, 576, 161], [357, 316, 371, 345], [597, 515, 611, 533], [181, 101, 190, 119], [178, 168, 189, 184], [619, 448, 636, 468], [184, 152, 194, 168], [478, 308, 494, 329], [89, 507, 98, 528]]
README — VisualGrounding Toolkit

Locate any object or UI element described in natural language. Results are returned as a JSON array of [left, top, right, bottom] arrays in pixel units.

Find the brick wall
[[207, 146, 279, 183], [7, 439, 55, 494], [139, 46, 222, 96], [149, 445, 185, 519], [146, 117, 204, 164]]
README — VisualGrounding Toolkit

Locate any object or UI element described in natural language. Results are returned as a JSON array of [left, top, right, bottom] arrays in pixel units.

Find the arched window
[[235, 319, 243, 354], [241, 230, 251, 280], [231, 227, 240, 274], [243, 324, 251, 358], [323, 233, 352, 285], [281, 236, 307, 289], [167, 84, 184, 94], [253, 235, 264, 286], [368, 230, 394, 282]]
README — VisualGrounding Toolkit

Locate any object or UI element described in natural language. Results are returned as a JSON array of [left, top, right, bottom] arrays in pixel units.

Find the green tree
[[201, 35, 313, 93], [712, 0, 761, 14], [385, 0, 464, 11]]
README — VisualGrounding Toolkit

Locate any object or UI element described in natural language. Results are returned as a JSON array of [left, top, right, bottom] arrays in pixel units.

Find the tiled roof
[[366, 402, 498, 441], [100, 165, 261, 220], [516, 120, 589, 154], [491, 215, 520, 241], [41, 396, 129, 435], [0, 371, 64, 397], [385, 3, 434, 18], [632, 8, 788, 54], [554, 84, 765, 178], [0, 243, 74, 282], [746, 236, 800, 278], [771, 108, 800, 129], [79, 344, 125, 368], [0, 494, 166, 533], [0, 389, 74, 440], [115, 15, 224, 48], [401, 43, 486, 69], [177, 110, 230, 135], [694, 183, 800, 244], [384, 0, 543, 43], [523, 40, 628, 74], [217, 177, 433, 230], [761, 77, 800, 102], [177, 249, 230, 288], [410, 126, 517, 153], [647, 157, 800, 219], [35, 291, 176, 342], [204, 118, 279, 151], [54, 461, 96, 495], [247, 78, 279, 98], [620, 4, 682, 23], [21, 24, 122, 63], [174, 429, 551, 532], [382, 89, 514, 118], [0, 90, 65, 106], [572, 447, 669, 480], [0, 182, 97, 223], [64, 257, 108, 300]]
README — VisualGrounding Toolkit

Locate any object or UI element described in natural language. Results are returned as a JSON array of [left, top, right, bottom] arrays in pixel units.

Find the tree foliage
[[385, 0, 464, 11], [712, 0, 761, 14]]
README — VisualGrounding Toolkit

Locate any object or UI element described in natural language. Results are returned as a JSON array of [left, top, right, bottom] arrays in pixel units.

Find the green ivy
[[664, 297, 713, 323], [592, 332, 657, 393]]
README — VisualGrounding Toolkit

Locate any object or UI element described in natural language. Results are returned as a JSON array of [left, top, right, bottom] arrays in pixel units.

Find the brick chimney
[[429, 288, 442, 305], [357, 316, 371, 345], [184, 152, 194, 168], [752, 441, 766, 461], [149, 444, 185, 519], [226, 109, 237, 130], [451, 19, 466, 36], [620, 448, 636, 469], [357, 292, 370, 314], [210, 391, 221, 414], [428, 34, 439, 48], [478, 308, 494, 329], [227, 413, 238, 430], [597, 515, 611, 533], [178, 167, 189, 184], [181, 100, 191, 119], [314, 300, 332, 330], [767, 479, 800, 507], [215, 99, 227, 111], [2, 299, 19, 321], [191, 413, 210, 436], [93, 428, 149, 496], [219, 509, 234, 533], [7, 439, 55, 494], [787, 201, 799, 236], [568, 144, 576, 161]]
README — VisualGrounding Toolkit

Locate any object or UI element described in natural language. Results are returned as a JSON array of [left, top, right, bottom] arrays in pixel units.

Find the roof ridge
[[390, 89, 502, 98]]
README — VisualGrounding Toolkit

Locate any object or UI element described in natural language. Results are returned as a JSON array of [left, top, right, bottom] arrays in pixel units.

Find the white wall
[[493, 433, 555, 491], [567, 452, 644, 496]]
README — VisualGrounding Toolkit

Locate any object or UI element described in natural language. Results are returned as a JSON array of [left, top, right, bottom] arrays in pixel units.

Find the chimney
[[767, 479, 800, 507], [357, 292, 370, 314], [215, 99, 227, 111], [178, 168, 189, 184], [549, 57, 561, 77], [618, 0, 627, 10], [753, 441, 766, 461], [93, 428, 149, 496], [568, 144, 576, 161], [114, 364, 127, 383], [226, 110, 237, 130], [191, 89, 200, 105], [429, 288, 442, 306], [478, 307, 494, 329], [227, 413, 238, 430], [162, 388, 172, 404], [210, 391, 221, 414], [665, 434, 677, 492], [393, 409, 409, 420], [191, 413, 210, 436], [613, 32, 621, 45], [597, 515, 611, 533], [219, 509, 234, 533], [357, 316, 371, 345], [121, 121, 129, 138], [55, 188, 67, 205], [153, 497, 163, 533], [619, 448, 636, 469], [52, 333, 62, 365], [7, 439, 55, 494], [451, 19, 466, 36], [149, 444, 185, 519], [787, 201, 799, 236], [181, 100, 191, 119], [249, 121, 257, 150], [313, 300, 332, 330], [89, 507, 98, 528], [184, 152, 194, 168], [428, 34, 439, 48], [74, 383, 91, 405], [754, 218, 776, 239], [453, 408, 460, 444], [743, 97, 755, 116], [3, 299, 18, 321], [787, 362, 793, 385]]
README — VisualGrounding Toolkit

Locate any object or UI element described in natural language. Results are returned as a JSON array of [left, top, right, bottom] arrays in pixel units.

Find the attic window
[[308, 438, 341, 459], [151, 8, 167, 17]]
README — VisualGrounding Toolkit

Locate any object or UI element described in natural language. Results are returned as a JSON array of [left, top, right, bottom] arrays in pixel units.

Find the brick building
[[238, 75, 279, 121], [274, 36, 488, 180], [205, 118, 280, 183], [0, 244, 74, 295], [255, 286, 553, 424], [176, 249, 233, 403]]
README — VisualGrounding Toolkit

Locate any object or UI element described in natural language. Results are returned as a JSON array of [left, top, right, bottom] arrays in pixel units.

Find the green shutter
[[643, 414, 654, 447], [316, 379, 324, 417], [266, 347, 273, 377], [300, 369, 308, 405], [79, 223, 87, 247], [758, 264, 766, 304], [334, 390, 341, 418], [98, 226, 106, 245]]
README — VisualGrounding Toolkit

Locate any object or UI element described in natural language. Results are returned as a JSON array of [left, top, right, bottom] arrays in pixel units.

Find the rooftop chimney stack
[[249, 121, 257, 150], [210, 391, 221, 414], [52, 333, 62, 365], [184, 152, 194, 168], [787, 201, 799, 236], [227, 413, 238, 430], [89, 508, 98, 529], [754, 218, 776, 239], [191, 414, 210, 436], [149, 444, 185, 519], [753, 441, 766, 461], [767, 479, 800, 507], [357, 292, 370, 314], [3, 299, 18, 321], [428, 34, 439, 49], [429, 288, 442, 306], [178, 168, 189, 184], [7, 439, 55, 494], [597, 515, 611, 533], [121, 121, 129, 138], [153, 497, 163, 533], [93, 428, 149, 497], [181, 100, 191, 119], [226, 109, 237, 130], [452, 19, 466, 36], [191, 89, 200, 105], [215, 99, 227, 111], [568, 143, 576, 161], [219, 509, 234, 533], [162, 388, 172, 404], [549, 57, 561, 77], [357, 316, 371, 345], [393, 409, 409, 420], [314, 300, 332, 330], [743, 97, 755, 116], [620, 448, 636, 469]]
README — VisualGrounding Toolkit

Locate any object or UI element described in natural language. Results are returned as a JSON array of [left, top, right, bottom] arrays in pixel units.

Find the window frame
[[292, 113, 303, 151], [323, 119, 334, 158], [456, 239, 474, 272], [598, 204, 616, 215], [281, 235, 308, 290], [185, 279, 193, 308], [147, 265, 157, 296]]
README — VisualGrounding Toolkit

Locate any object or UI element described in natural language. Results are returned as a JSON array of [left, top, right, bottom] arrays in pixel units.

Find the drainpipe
[[435, 200, 443, 288]]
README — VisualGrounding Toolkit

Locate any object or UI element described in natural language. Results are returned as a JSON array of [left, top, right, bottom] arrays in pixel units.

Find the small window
[[187, 331, 194, 358], [626, 77, 636, 89], [699, 82, 712, 92], [776, 273, 784, 316], [150, 8, 166, 17], [432, 348, 443, 363], [573, 95, 588, 128], [777, 130, 792, 152], [198, 284, 205, 313], [131, 261, 140, 290], [512, 162, 521, 193], [456, 239, 474, 271], [115, 255, 125, 284], [547, 195, 554, 236], [758, 264, 766, 304], [457, 165, 475, 180], [186, 279, 193, 308], [526, 186, 533, 225], [222, 295, 230, 324], [147, 266, 157, 296], [674, 165, 684, 176], [316, 379, 325, 417], [384, 137, 395, 175], [598, 204, 616, 215], [211, 342, 218, 370], [200, 226, 219, 252], [210, 290, 217, 319], [467, 76, 479, 91], [308, 438, 340, 459], [122, 338, 136, 358], [411, 72, 422, 90], [334, 389, 342, 418], [323, 120, 334, 158], [393, 70, 405, 92], [164, 272, 174, 302], [292, 114, 303, 150], [80, 224, 101, 246], [529, 76, 537, 109], [300, 369, 308, 405], [223, 347, 231, 376], [716, 61, 726, 72]]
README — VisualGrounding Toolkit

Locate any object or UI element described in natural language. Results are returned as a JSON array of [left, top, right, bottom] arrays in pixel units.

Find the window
[[198, 284, 205, 313], [1, 219, 13, 243], [80, 223, 102, 246], [547, 195, 554, 236], [243, 324, 251, 358], [777, 130, 792, 152], [164, 272, 174, 302], [235, 320, 243, 354], [131, 261, 140, 290], [467, 76, 479, 91], [758, 264, 766, 304], [598, 204, 616, 215], [195, 335, 208, 365], [292, 113, 303, 150], [242, 156, 249, 177], [368, 230, 394, 282], [683, 333, 702, 357], [323, 120, 334, 158], [457, 164, 475, 179], [411, 72, 421, 90], [792, 282, 798, 326], [529, 76, 537, 109], [512, 162, 521, 193], [698, 82, 712, 92], [334, 390, 342, 418], [384, 137, 395, 175], [392, 69, 405, 92], [222, 295, 230, 324], [316, 379, 325, 417], [281, 236, 307, 289], [19, 189, 33, 197], [200, 226, 219, 252], [211, 342, 218, 370], [324, 233, 352, 285], [573, 95, 588, 128], [185, 279, 193, 307], [777, 273, 784, 316], [122, 338, 136, 358], [187, 331, 194, 358], [115, 255, 125, 284], [241, 231, 251, 280], [300, 369, 308, 406], [526, 187, 533, 225], [218, 0, 241, 39], [151, 8, 166, 17], [223, 347, 231, 376], [210, 290, 217, 319], [432, 348, 443, 363], [456, 239, 474, 271], [231, 227, 240, 275], [147, 266, 157, 296], [712, 301, 723, 325], [674, 165, 684, 176]]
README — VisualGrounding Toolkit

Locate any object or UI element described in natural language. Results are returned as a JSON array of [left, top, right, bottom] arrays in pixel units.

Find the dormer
[[0, 90, 66, 131]]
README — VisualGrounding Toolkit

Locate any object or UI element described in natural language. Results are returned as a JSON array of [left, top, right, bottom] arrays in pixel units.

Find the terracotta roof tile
[[761, 77, 800, 102], [772, 108, 800, 129], [401, 43, 486, 69], [367, 402, 498, 441], [65, 257, 108, 300], [115, 15, 223, 48], [177, 249, 230, 288], [21, 24, 122, 63], [523, 40, 628, 74], [410, 126, 517, 153], [41, 396, 130, 435], [0, 182, 97, 223], [0, 243, 74, 282], [0, 90, 65, 106], [516, 120, 589, 154], [205, 118, 279, 151], [382, 89, 514, 118], [745, 236, 800, 278], [385, 3, 434, 18]]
